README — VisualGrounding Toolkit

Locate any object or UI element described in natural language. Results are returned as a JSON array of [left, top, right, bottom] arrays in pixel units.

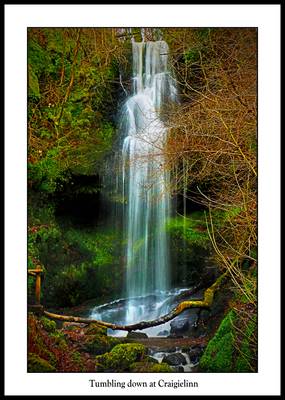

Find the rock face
[[162, 352, 187, 366], [170, 318, 189, 335], [127, 331, 148, 339]]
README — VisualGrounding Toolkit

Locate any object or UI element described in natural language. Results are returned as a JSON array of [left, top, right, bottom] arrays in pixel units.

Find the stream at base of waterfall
[[89, 41, 199, 370]]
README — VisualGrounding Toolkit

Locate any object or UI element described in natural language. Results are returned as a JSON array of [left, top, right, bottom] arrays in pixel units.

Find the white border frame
[[4, 4, 280, 396]]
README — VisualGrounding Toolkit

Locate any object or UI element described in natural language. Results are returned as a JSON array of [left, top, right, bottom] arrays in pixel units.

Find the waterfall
[[121, 40, 177, 324]]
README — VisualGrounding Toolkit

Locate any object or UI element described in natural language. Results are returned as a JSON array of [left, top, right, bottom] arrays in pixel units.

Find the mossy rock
[[199, 310, 236, 372], [83, 334, 120, 355], [95, 343, 147, 372], [28, 353, 56, 372], [85, 323, 108, 336], [130, 361, 173, 373], [40, 316, 57, 333]]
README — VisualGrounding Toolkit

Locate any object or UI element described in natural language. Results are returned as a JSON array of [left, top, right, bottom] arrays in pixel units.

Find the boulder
[[95, 343, 147, 372], [170, 318, 189, 334], [82, 334, 120, 356], [162, 352, 187, 366], [188, 347, 203, 364]]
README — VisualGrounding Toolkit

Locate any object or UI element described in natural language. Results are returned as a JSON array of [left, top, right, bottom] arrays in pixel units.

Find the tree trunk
[[43, 272, 228, 332]]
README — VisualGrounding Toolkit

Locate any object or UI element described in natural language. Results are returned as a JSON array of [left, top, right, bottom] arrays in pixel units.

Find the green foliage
[[64, 228, 115, 267], [166, 212, 209, 247], [96, 343, 147, 372], [167, 211, 214, 286], [199, 308, 257, 372], [28, 313, 97, 372], [199, 310, 236, 372], [184, 48, 200, 64], [28, 155, 67, 194], [27, 37, 51, 79], [28, 66, 40, 99], [36, 224, 123, 307], [28, 28, 121, 196], [40, 316, 57, 333], [235, 315, 257, 372], [28, 222, 60, 274], [70, 351, 86, 371], [28, 353, 56, 372]]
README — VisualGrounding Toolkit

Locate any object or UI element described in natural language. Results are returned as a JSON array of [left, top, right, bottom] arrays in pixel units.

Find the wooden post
[[35, 273, 41, 305], [28, 268, 43, 305]]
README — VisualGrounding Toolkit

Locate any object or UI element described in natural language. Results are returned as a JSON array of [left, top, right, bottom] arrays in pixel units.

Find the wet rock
[[164, 347, 177, 353], [162, 352, 187, 366], [188, 346, 204, 364], [127, 331, 148, 339], [170, 318, 189, 334], [157, 330, 169, 336]]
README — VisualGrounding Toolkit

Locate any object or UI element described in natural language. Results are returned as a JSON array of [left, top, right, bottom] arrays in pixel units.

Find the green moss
[[95, 343, 147, 372], [85, 323, 107, 336], [28, 353, 56, 372], [130, 361, 173, 373], [40, 316, 57, 333], [235, 343, 252, 372], [84, 334, 120, 356], [199, 310, 236, 372], [166, 213, 209, 247]]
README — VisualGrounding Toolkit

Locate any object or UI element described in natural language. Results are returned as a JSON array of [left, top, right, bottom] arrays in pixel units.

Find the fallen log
[[42, 271, 228, 332]]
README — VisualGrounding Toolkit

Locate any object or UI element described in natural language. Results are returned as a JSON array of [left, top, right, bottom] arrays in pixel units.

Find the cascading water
[[122, 40, 177, 325], [90, 39, 179, 336]]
